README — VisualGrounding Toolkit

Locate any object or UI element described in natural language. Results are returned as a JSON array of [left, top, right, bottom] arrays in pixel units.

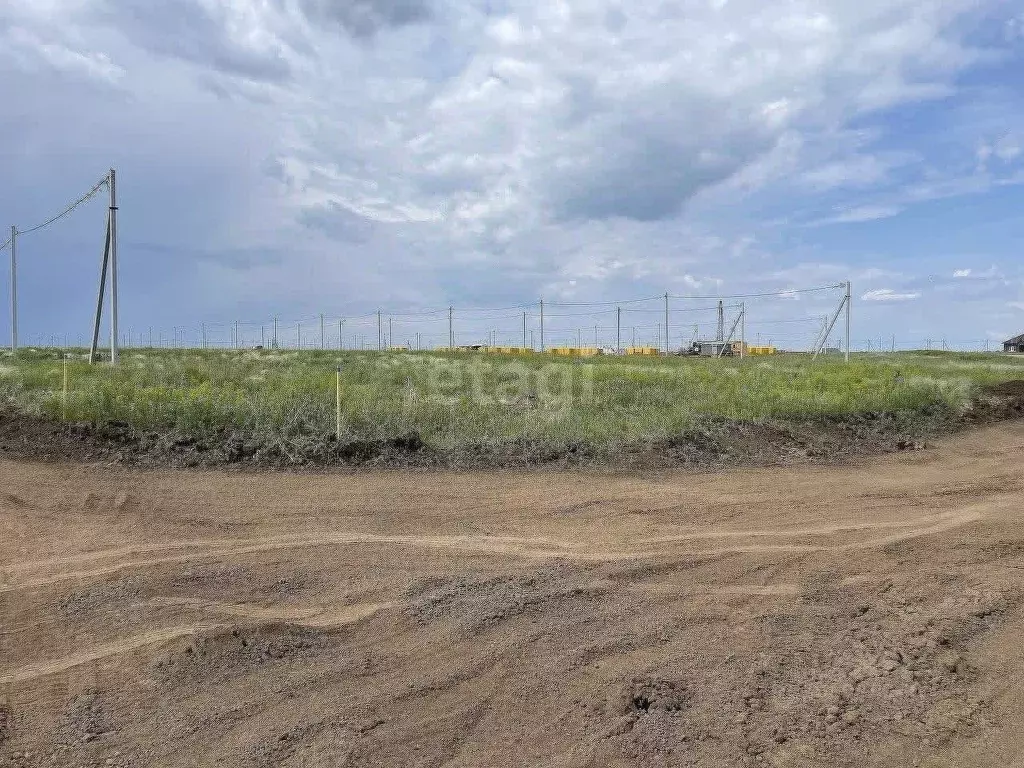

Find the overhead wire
[[14, 174, 110, 237]]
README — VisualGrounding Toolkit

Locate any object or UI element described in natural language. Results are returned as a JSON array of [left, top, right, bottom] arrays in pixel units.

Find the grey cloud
[[299, 201, 377, 242], [547, 135, 761, 222], [542, 95, 779, 223], [296, 0, 432, 38], [98, 0, 294, 82]]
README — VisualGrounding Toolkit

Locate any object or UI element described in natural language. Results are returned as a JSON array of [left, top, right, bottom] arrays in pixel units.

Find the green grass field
[[2, 348, 1023, 449]]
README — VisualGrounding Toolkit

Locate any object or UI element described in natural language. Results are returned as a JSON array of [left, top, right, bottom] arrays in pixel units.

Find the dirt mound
[[59, 577, 143, 618], [591, 576, 1011, 765], [0, 381, 1021, 471], [966, 380, 1024, 421], [152, 623, 334, 688]]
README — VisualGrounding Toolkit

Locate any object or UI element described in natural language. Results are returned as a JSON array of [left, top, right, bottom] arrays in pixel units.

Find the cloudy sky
[[1, 0, 1023, 350]]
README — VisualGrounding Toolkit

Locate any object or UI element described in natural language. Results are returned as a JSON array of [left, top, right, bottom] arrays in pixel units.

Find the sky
[[1, 0, 1023, 351]]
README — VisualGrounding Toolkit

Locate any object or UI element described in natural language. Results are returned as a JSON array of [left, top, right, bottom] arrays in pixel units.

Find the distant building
[[1004, 334, 1024, 353]]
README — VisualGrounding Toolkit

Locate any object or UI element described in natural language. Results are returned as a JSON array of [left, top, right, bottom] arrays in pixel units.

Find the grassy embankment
[[2, 348, 1023, 449]]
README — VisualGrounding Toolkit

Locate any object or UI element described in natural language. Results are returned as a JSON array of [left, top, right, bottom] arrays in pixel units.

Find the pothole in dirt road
[[624, 678, 690, 715]]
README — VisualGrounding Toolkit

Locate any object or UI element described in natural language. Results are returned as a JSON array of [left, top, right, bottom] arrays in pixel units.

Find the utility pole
[[234, 320, 239, 349], [273, 316, 278, 349], [740, 302, 745, 359], [320, 313, 325, 350], [377, 310, 383, 351], [339, 320, 344, 350], [260, 325, 265, 347], [539, 299, 545, 351], [523, 311, 527, 349], [664, 293, 669, 355], [201, 323, 206, 350], [594, 324, 598, 348], [109, 169, 119, 365], [448, 306, 454, 349], [717, 300, 724, 343], [9, 225, 16, 353], [845, 280, 851, 363], [297, 322, 301, 349], [389, 317, 393, 349], [617, 307, 621, 354]]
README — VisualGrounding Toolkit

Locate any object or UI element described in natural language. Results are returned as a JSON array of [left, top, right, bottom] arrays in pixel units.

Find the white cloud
[[818, 204, 904, 224], [859, 267, 902, 280], [952, 265, 1002, 280], [862, 289, 921, 301], [0, 18, 124, 83]]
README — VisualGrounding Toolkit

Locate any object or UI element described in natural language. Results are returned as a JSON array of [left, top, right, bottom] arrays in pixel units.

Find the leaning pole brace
[[89, 211, 112, 364], [813, 284, 849, 361], [717, 306, 744, 358]]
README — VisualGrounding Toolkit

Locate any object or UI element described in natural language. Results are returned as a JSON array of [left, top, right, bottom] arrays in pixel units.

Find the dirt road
[[2, 422, 1024, 767]]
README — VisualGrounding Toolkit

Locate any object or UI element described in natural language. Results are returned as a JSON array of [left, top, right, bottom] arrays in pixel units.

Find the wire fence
[[6, 282, 867, 355], [16, 335, 1013, 355], [51, 287, 848, 354]]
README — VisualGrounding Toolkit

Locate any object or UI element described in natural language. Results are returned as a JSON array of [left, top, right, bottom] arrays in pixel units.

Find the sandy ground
[[2, 423, 1024, 767]]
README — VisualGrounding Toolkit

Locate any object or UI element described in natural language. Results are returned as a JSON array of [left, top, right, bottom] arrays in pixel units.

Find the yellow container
[[483, 346, 533, 355], [547, 347, 602, 357], [625, 346, 661, 356]]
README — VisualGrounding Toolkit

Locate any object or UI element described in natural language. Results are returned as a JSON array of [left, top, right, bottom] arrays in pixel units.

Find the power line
[[545, 294, 664, 307], [669, 284, 844, 300], [13, 175, 110, 237]]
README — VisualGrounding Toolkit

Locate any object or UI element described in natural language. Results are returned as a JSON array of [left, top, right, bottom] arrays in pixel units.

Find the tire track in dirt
[[629, 582, 803, 597], [0, 505, 993, 594], [147, 596, 395, 627], [0, 625, 221, 686], [0, 600, 393, 685]]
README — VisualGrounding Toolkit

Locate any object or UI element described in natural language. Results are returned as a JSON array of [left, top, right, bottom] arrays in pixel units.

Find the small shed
[[1004, 334, 1024, 353]]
